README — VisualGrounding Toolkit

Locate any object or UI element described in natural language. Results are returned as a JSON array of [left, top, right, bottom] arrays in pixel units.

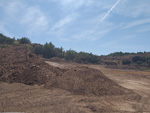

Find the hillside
[[100, 52, 150, 70]]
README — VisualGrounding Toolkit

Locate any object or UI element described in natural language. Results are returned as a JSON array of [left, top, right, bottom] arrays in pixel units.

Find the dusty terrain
[[45, 61, 150, 113], [0, 47, 150, 113]]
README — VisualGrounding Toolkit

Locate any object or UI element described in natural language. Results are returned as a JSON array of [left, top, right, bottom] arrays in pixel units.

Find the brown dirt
[[0, 47, 61, 85], [0, 81, 139, 113], [0, 46, 130, 96], [1, 47, 150, 112], [1, 60, 150, 113], [45, 66, 131, 96]]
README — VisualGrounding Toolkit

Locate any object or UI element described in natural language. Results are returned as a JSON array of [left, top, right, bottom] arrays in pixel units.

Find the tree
[[0, 33, 15, 44], [33, 44, 43, 56], [43, 42, 56, 58], [65, 49, 77, 61], [55, 47, 64, 58], [108, 52, 135, 56], [76, 52, 100, 64], [18, 37, 31, 44]]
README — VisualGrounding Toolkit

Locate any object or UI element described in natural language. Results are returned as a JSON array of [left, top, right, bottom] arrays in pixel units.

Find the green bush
[[43, 42, 56, 58], [18, 37, 31, 44], [33, 44, 43, 56], [75, 52, 100, 64], [55, 47, 64, 58], [65, 49, 77, 61], [132, 56, 146, 63], [0, 33, 15, 44]]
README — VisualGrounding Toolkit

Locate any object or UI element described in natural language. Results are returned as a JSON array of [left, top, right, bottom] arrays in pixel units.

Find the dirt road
[[0, 61, 150, 113]]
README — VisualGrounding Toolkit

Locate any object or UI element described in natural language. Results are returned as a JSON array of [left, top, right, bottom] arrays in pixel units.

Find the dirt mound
[[46, 66, 131, 96], [0, 47, 131, 96], [0, 47, 61, 85]]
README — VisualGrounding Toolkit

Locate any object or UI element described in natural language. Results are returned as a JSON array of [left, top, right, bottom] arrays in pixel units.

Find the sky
[[0, 0, 150, 55]]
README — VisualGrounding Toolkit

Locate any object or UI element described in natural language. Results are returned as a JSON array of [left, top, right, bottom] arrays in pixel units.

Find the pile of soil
[[0, 47, 61, 85], [0, 46, 131, 96], [46, 66, 131, 96]]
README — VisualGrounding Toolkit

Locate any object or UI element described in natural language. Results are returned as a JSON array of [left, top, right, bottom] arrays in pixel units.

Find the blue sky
[[0, 0, 150, 55]]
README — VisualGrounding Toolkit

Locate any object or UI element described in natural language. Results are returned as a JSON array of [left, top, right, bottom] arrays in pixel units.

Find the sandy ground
[[0, 61, 150, 113]]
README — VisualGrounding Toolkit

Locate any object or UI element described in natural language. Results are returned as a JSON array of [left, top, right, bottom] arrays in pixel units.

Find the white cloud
[[2, 0, 25, 19], [21, 7, 49, 34], [52, 0, 93, 11], [124, 18, 150, 29], [0, 0, 50, 36], [50, 13, 78, 32], [115, 0, 150, 18]]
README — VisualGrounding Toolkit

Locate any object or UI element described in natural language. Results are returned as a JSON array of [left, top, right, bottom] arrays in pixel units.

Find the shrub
[[55, 47, 64, 58], [43, 42, 56, 58], [18, 37, 31, 44], [122, 59, 131, 65], [132, 56, 146, 63], [65, 49, 77, 61], [33, 44, 43, 56], [0, 33, 15, 44]]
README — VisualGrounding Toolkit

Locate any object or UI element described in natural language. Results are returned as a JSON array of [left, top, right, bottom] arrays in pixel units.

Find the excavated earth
[[1, 46, 149, 113], [0, 47, 130, 96], [45, 66, 131, 96], [0, 47, 61, 85]]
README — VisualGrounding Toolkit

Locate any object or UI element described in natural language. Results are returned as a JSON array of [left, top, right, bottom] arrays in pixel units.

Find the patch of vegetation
[[17, 37, 31, 44], [107, 51, 150, 68], [0, 33, 15, 44], [122, 59, 131, 65], [108, 52, 136, 56], [132, 56, 146, 63], [32, 44, 43, 56]]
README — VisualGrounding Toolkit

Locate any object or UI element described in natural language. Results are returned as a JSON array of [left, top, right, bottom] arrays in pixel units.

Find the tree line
[[1, 33, 149, 66], [0, 33, 100, 64], [32, 42, 100, 64], [108, 51, 149, 56]]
